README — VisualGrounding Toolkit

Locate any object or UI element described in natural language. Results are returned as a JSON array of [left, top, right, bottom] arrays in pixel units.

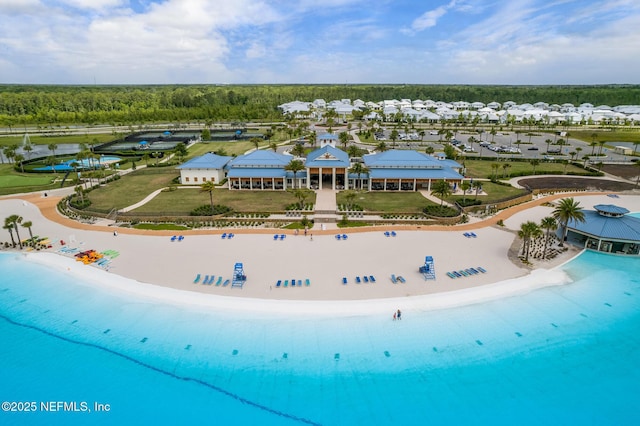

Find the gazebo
[[566, 204, 640, 256]]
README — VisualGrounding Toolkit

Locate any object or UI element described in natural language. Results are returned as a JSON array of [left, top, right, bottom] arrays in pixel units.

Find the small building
[[566, 204, 640, 256], [305, 145, 350, 190], [176, 152, 232, 184], [318, 133, 339, 148], [227, 150, 294, 190], [614, 146, 632, 155]]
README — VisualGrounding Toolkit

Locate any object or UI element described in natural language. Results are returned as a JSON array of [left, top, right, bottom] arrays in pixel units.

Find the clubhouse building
[[177, 145, 464, 192]]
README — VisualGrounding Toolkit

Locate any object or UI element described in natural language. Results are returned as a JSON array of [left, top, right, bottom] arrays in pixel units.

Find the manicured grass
[[0, 170, 54, 188], [336, 191, 434, 213], [131, 188, 315, 214], [448, 181, 528, 204], [133, 223, 190, 231], [185, 140, 270, 160], [86, 168, 179, 212], [0, 133, 114, 148], [569, 130, 640, 144], [463, 159, 585, 179]]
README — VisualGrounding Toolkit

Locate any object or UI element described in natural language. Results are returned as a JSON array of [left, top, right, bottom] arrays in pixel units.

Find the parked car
[[527, 146, 539, 150]]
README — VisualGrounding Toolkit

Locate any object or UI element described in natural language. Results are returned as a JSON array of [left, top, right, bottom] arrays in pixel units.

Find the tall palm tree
[[14, 153, 25, 173], [200, 181, 216, 214], [540, 216, 557, 259], [552, 197, 586, 247], [376, 141, 388, 152], [530, 158, 540, 175], [21, 220, 34, 240], [491, 163, 500, 180], [284, 159, 305, 189], [349, 162, 369, 190], [502, 163, 511, 179], [48, 142, 58, 158], [518, 220, 542, 261], [6, 215, 23, 249], [431, 180, 451, 206], [250, 137, 262, 152], [460, 181, 471, 203], [3, 221, 16, 247], [74, 185, 85, 204]]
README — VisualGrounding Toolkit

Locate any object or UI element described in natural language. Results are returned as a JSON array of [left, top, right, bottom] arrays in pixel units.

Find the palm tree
[[597, 140, 606, 156], [431, 180, 451, 206], [200, 181, 216, 214], [142, 153, 150, 167], [339, 131, 349, 150], [389, 129, 399, 148], [6, 215, 23, 249], [502, 163, 511, 179], [48, 142, 58, 158], [291, 188, 310, 209], [343, 190, 357, 210], [540, 216, 557, 259], [491, 163, 500, 180], [250, 137, 262, 151], [530, 158, 540, 175], [545, 139, 553, 153], [74, 185, 84, 204], [634, 161, 640, 188], [269, 142, 278, 152], [14, 153, 25, 172], [376, 141, 388, 152], [21, 220, 34, 240], [552, 197, 586, 247], [472, 181, 482, 199], [284, 159, 305, 189], [561, 159, 569, 174], [3, 221, 16, 247], [460, 181, 471, 203], [518, 220, 542, 261]]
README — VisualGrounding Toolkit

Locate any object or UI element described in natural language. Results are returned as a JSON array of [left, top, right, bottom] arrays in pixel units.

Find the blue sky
[[1, 0, 639, 85]]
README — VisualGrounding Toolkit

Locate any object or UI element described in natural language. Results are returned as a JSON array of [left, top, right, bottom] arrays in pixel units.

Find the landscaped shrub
[[457, 199, 482, 207], [423, 205, 459, 217], [190, 204, 232, 216]]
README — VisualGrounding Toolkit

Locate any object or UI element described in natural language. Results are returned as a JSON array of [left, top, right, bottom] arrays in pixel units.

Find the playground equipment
[[232, 262, 247, 288], [419, 256, 436, 280]]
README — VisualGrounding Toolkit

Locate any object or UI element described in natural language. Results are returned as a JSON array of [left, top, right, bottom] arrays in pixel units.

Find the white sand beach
[[2, 192, 639, 313]]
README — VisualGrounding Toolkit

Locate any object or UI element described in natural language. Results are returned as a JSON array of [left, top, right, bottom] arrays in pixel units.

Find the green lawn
[[86, 168, 179, 212], [0, 133, 114, 148], [463, 159, 586, 179], [447, 181, 528, 204], [131, 188, 313, 214], [185, 140, 271, 160], [0, 164, 60, 195], [336, 191, 434, 213], [569, 130, 640, 144]]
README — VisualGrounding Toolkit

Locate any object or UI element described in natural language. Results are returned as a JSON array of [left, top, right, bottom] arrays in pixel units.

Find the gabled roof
[[305, 145, 350, 168], [229, 150, 291, 168], [364, 149, 444, 169], [176, 152, 232, 170]]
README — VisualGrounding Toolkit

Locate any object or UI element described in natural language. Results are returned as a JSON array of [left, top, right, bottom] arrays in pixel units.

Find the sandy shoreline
[[2, 191, 639, 311]]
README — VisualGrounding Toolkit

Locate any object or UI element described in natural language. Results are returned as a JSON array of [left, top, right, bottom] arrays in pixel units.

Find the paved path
[[314, 189, 337, 211]]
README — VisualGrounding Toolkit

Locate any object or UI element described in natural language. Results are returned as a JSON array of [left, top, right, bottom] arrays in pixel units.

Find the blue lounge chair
[[459, 270, 469, 277], [305, 279, 310, 286], [477, 267, 487, 273], [297, 280, 302, 286], [342, 277, 347, 285], [470, 232, 477, 238], [276, 280, 282, 287], [223, 279, 230, 286], [463, 232, 470, 238], [171, 235, 177, 242], [216, 276, 223, 286], [228, 233, 234, 239], [193, 274, 201, 284], [291, 278, 296, 286], [284, 280, 289, 287], [384, 231, 390, 237], [369, 275, 376, 283], [273, 234, 279, 240], [336, 234, 341, 240], [221, 233, 227, 239], [342, 234, 347, 239], [201, 275, 209, 285], [391, 231, 397, 237], [452, 271, 462, 277], [446, 272, 456, 279], [391, 274, 397, 283], [363, 276, 369, 283], [178, 235, 184, 241], [280, 234, 286, 240], [397, 276, 406, 283]]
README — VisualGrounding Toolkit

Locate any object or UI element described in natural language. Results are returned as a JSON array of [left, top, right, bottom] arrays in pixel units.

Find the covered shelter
[[566, 204, 640, 256], [305, 145, 350, 190], [227, 150, 293, 190], [176, 152, 232, 184]]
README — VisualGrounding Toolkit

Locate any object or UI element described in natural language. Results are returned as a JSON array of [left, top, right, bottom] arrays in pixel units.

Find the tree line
[[1, 84, 639, 128]]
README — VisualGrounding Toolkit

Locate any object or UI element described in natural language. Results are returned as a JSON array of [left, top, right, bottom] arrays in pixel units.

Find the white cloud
[[402, 0, 458, 34], [58, 0, 126, 11]]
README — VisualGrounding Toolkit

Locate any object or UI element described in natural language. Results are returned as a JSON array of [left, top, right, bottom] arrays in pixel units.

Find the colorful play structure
[[419, 256, 436, 280], [231, 262, 246, 288], [74, 249, 103, 265]]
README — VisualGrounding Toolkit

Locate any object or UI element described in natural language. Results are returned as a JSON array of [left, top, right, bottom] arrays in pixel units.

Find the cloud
[[402, 0, 458, 34]]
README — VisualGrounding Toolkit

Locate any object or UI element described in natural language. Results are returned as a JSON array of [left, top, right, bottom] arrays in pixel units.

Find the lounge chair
[[459, 270, 469, 277], [391, 231, 397, 237], [342, 277, 347, 284], [391, 274, 397, 283], [201, 275, 209, 285], [215, 276, 223, 286], [470, 232, 477, 238], [369, 275, 376, 283], [363, 276, 369, 283], [178, 235, 184, 241], [228, 233, 234, 239], [477, 267, 487, 273], [273, 234, 279, 240], [446, 272, 456, 279], [452, 271, 462, 277], [297, 280, 302, 286], [397, 276, 406, 283], [221, 233, 227, 239], [342, 234, 347, 239], [171, 235, 177, 242], [276, 280, 282, 287], [223, 279, 230, 286], [336, 234, 341, 240], [356, 276, 361, 283], [305, 279, 310, 286], [384, 231, 390, 237], [284, 280, 289, 287], [193, 274, 201, 284], [280, 234, 286, 240]]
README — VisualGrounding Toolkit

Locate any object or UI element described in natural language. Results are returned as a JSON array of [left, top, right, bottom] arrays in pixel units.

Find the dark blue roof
[[569, 210, 640, 241], [305, 146, 350, 168]]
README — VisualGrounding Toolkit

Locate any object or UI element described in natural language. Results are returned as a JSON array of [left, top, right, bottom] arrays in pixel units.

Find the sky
[[1, 0, 640, 85]]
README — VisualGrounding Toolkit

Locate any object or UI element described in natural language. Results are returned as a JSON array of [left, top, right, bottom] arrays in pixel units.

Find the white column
[[332, 168, 336, 190], [319, 167, 323, 190]]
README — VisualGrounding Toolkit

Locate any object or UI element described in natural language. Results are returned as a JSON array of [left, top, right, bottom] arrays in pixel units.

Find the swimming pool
[[1, 250, 639, 425], [34, 156, 121, 172]]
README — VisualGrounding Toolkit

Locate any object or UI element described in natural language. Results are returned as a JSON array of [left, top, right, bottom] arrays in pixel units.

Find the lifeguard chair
[[232, 262, 247, 288], [419, 256, 436, 280]]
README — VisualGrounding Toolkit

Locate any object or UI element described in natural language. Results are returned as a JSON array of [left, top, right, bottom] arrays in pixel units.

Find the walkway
[[314, 189, 337, 211]]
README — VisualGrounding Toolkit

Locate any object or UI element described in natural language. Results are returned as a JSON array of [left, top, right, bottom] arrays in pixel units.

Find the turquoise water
[[1, 250, 639, 425], [35, 156, 121, 172]]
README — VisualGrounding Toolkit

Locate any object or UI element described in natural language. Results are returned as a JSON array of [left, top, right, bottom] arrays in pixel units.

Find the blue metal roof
[[594, 204, 630, 215], [569, 210, 640, 241], [176, 153, 232, 170], [305, 145, 350, 168], [364, 149, 445, 168], [369, 168, 463, 179], [227, 168, 287, 178], [229, 150, 291, 168], [318, 133, 338, 140]]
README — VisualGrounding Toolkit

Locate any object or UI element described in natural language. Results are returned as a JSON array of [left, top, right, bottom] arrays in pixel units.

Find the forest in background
[[1, 84, 639, 127]]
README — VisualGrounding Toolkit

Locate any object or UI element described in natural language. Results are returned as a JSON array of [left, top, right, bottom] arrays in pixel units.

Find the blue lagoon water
[[1, 250, 639, 425]]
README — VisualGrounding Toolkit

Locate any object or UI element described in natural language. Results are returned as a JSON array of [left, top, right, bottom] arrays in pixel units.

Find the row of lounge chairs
[[335, 234, 348, 240], [276, 279, 310, 287], [273, 234, 287, 240], [446, 267, 486, 279], [342, 275, 376, 284], [58, 246, 79, 254], [390, 274, 406, 283], [170, 235, 184, 242], [384, 231, 397, 237], [221, 233, 235, 239], [193, 274, 230, 286], [463, 232, 477, 238]]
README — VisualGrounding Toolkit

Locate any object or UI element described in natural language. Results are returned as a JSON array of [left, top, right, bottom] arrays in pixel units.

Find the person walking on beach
[[393, 311, 397, 321], [397, 309, 402, 320]]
